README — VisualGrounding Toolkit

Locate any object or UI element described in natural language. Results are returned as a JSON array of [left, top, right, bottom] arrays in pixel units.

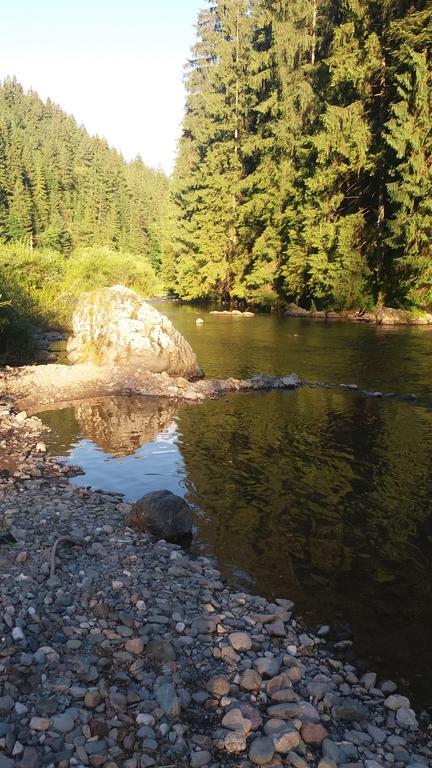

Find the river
[[38, 304, 432, 710]]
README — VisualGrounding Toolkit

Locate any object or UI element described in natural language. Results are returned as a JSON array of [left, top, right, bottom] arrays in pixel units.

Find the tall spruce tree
[[385, 0, 432, 304], [171, 0, 254, 300]]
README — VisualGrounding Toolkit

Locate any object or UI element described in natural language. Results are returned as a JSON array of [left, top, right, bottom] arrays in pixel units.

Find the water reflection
[[40, 397, 185, 500], [156, 302, 432, 400], [38, 389, 432, 708]]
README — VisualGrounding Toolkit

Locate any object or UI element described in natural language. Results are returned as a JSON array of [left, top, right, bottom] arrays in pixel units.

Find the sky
[[0, 0, 204, 173]]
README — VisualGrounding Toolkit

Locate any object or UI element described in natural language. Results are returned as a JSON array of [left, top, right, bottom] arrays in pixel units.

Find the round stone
[[272, 727, 301, 753], [249, 736, 275, 765], [240, 669, 262, 691], [125, 638, 144, 655], [395, 708, 418, 730], [228, 632, 252, 652], [190, 751, 211, 768], [222, 708, 252, 733], [301, 722, 328, 746], [84, 691, 101, 709], [29, 717, 51, 731], [206, 675, 230, 697], [384, 695, 410, 711], [224, 731, 247, 753]]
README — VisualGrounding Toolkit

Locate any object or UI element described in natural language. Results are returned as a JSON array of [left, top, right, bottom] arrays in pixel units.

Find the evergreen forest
[[166, 0, 432, 311], [0, 0, 431, 359]]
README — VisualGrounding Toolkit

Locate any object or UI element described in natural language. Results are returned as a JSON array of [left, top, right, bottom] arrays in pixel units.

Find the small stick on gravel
[[50, 535, 81, 577]]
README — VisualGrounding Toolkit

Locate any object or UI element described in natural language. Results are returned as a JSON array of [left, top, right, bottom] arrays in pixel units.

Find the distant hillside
[[0, 77, 168, 265]]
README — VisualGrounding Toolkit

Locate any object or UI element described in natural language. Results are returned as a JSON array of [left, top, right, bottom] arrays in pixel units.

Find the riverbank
[[0, 405, 431, 768], [283, 306, 432, 326]]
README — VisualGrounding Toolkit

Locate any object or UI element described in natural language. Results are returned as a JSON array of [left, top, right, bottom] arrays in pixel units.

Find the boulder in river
[[67, 285, 203, 377], [125, 489, 193, 541]]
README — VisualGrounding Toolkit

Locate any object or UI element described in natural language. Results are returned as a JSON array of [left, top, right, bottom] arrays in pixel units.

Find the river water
[[37, 304, 432, 709]]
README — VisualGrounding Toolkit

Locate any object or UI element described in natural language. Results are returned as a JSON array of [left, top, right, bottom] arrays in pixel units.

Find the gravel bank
[[0, 405, 431, 768]]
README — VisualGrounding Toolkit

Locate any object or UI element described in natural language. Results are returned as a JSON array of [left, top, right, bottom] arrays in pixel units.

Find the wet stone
[[249, 736, 275, 765]]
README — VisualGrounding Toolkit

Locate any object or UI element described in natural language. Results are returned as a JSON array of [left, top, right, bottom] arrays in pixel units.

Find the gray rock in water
[[125, 490, 193, 541], [67, 285, 203, 377]]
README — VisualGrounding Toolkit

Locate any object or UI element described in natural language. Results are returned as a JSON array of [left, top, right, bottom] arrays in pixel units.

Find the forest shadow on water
[[38, 386, 432, 710]]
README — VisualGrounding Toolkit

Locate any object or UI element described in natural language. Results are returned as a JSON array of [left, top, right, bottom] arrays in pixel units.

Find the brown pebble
[[301, 722, 328, 745], [84, 691, 101, 709], [207, 675, 231, 697], [125, 637, 144, 655]]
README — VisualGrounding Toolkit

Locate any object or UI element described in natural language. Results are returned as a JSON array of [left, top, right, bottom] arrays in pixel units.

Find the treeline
[[0, 79, 168, 359], [166, 0, 432, 310], [0, 78, 168, 265]]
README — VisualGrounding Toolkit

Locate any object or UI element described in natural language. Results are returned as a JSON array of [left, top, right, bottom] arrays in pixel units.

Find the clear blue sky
[[0, 0, 204, 172]]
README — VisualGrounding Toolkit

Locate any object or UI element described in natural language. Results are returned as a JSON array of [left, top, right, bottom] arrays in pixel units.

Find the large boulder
[[125, 490, 193, 541], [67, 286, 203, 377]]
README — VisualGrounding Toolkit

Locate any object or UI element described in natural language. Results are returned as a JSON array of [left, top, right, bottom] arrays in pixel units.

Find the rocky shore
[[0, 406, 431, 768], [284, 305, 432, 326]]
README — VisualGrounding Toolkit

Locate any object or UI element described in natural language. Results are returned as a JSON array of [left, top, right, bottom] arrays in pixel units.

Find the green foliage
[[167, 0, 432, 311], [62, 247, 163, 306], [386, 48, 432, 305], [0, 242, 163, 359], [0, 78, 168, 257], [0, 79, 168, 360]]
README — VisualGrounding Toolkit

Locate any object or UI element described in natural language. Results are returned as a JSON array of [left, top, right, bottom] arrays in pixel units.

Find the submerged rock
[[125, 490, 193, 541], [66, 285, 203, 377]]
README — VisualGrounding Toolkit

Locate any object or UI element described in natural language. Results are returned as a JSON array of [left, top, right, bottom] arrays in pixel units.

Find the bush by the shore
[[0, 242, 163, 362]]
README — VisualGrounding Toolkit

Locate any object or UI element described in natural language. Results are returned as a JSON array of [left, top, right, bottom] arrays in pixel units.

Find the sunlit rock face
[[66, 285, 203, 378]]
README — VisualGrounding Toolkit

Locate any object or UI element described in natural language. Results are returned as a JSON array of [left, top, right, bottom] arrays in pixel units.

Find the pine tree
[[172, 1, 254, 300], [385, 1, 432, 304]]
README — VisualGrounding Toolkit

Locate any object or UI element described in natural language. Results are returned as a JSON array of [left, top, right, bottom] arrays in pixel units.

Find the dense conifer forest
[[0, 0, 431, 360], [165, 0, 432, 311], [0, 78, 167, 259]]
